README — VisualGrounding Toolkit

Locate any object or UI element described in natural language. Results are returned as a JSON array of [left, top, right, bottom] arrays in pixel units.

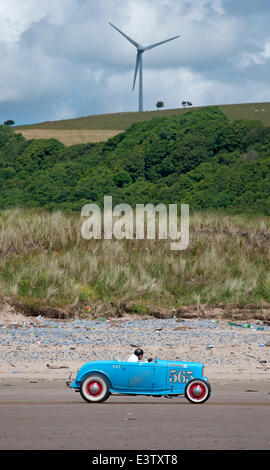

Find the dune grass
[[0, 208, 269, 316]]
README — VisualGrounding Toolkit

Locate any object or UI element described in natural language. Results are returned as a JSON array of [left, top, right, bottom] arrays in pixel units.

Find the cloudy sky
[[0, 0, 270, 125]]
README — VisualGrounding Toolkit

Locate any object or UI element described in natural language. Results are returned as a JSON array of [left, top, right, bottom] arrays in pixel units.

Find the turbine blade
[[132, 52, 141, 90], [109, 22, 139, 48], [144, 35, 181, 51]]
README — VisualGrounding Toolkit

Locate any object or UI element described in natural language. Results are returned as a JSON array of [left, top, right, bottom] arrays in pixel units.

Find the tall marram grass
[[0, 208, 269, 314]]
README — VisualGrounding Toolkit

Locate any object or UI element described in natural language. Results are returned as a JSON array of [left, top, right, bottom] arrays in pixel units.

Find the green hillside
[[1, 106, 270, 215], [15, 102, 270, 131]]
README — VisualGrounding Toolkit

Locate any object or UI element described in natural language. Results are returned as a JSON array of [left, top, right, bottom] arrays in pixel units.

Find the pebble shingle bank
[[1, 316, 269, 368]]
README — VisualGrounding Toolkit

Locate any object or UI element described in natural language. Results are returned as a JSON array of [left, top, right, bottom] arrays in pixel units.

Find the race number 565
[[169, 369, 194, 384]]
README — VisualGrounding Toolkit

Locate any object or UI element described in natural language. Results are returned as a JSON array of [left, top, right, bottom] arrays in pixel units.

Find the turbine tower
[[109, 23, 180, 112]]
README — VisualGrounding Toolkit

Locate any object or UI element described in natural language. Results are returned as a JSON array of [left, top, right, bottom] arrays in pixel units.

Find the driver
[[128, 348, 153, 362], [128, 348, 144, 362]]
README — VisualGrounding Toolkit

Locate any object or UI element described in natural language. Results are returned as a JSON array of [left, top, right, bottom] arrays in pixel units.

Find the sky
[[0, 0, 270, 125]]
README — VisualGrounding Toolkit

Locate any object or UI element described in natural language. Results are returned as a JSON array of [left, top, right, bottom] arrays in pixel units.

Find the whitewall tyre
[[80, 374, 110, 403], [185, 379, 211, 404]]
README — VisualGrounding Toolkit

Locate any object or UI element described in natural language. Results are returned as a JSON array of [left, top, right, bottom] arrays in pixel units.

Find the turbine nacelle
[[137, 46, 145, 53]]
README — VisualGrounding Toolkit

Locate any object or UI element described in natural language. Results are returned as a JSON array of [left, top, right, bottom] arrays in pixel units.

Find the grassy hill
[[15, 102, 270, 130], [2, 106, 270, 215], [14, 102, 270, 145]]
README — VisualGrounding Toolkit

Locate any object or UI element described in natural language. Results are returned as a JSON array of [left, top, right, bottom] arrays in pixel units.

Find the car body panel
[[69, 358, 208, 396]]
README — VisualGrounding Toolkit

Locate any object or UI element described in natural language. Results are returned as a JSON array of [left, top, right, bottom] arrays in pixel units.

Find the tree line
[[0, 106, 269, 215]]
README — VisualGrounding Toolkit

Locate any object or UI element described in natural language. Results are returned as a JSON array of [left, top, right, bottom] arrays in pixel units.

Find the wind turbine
[[109, 23, 180, 112]]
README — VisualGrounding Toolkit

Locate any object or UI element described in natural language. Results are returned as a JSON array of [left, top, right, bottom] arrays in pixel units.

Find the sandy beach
[[0, 302, 269, 386], [1, 302, 270, 451]]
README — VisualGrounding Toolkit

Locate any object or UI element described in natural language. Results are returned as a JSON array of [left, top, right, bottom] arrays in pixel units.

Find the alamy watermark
[[81, 196, 189, 251]]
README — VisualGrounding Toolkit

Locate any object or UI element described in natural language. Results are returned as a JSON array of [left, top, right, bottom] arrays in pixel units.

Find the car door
[[128, 362, 155, 391], [108, 361, 129, 389]]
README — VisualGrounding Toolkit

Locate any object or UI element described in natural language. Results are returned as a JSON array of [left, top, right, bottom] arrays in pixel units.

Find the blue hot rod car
[[66, 358, 211, 404]]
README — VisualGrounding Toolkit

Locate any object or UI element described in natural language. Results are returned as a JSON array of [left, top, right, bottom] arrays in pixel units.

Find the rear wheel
[[80, 374, 110, 403], [185, 379, 211, 404]]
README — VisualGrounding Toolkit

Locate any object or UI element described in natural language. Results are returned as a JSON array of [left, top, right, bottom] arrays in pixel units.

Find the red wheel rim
[[86, 381, 102, 397], [189, 382, 207, 401]]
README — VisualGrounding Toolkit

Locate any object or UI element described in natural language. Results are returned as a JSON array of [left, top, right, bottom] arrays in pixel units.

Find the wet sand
[[0, 380, 269, 450]]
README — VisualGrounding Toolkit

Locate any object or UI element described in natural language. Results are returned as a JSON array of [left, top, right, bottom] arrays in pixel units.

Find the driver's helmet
[[134, 348, 144, 358]]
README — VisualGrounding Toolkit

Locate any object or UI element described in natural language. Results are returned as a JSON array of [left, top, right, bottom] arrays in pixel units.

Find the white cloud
[[139, 67, 270, 111], [0, 0, 270, 124], [0, 0, 76, 42], [238, 52, 264, 67], [235, 38, 270, 67]]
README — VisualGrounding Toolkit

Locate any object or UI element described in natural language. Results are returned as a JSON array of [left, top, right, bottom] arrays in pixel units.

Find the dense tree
[[3, 119, 15, 126], [0, 107, 269, 215], [182, 101, 192, 107], [156, 101, 164, 110]]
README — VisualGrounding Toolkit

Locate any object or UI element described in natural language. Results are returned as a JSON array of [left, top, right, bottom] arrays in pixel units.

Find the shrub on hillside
[[0, 107, 269, 215]]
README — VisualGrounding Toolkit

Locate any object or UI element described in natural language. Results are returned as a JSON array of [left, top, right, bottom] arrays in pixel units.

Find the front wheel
[[80, 374, 110, 403], [185, 379, 211, 404]]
